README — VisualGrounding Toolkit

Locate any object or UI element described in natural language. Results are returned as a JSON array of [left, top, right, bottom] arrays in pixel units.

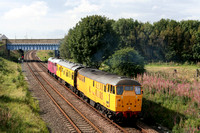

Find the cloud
[[65, 0, 80, 7], [67, 0, 101, 14], [3, 1, 48, 20], [62, 0, 102, 27]]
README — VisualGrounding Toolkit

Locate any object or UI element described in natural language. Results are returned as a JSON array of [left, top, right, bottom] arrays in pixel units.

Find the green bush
[[105, 47, 145, 77]]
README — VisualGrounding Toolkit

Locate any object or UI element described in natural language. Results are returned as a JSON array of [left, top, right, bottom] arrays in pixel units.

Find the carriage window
[[125, 86, 133, 91], [93, 81, 95, 87], [83, 77, 85, 82], [72, 74, 74, 80], [113, 86, 115, 94], [117, 86, 123, 95], [104, 86, 106, 92], [107, 85, 110, 92], [110, 85, 113, 92]]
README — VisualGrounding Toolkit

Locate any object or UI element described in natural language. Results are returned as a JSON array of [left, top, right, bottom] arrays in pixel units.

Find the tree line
[[113, 18, 200, 63], [59, 15, 200, 76]]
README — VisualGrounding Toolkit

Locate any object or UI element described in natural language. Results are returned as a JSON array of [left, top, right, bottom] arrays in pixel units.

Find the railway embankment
[[0, 50, 48, 132]]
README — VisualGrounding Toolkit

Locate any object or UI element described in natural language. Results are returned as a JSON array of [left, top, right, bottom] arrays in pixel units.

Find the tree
[[59, 35, 71, 59], [60, 15, 118, 68], [112, 18, 140, 49], [105, 47, 145, 77], [192, 43, 200, 62]]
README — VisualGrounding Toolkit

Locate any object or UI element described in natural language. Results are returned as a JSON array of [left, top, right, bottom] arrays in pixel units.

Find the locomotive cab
[[115, 85, 143, 118]]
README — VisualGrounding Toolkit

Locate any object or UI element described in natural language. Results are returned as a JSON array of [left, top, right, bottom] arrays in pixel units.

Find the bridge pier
[[7, 50, 10, 57], [54, 50, 60, 58]]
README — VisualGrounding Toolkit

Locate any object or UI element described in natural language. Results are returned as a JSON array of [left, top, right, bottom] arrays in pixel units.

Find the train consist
[[48, 57, 143, 121]]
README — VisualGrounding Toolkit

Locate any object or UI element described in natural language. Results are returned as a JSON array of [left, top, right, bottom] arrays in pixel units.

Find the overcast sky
[[0, 0, 200, 39]]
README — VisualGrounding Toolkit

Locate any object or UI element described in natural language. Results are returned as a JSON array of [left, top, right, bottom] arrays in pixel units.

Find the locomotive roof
[[57, 60, 83, 71], [78, 68, 141, 86], [48, 57, 61, 63]]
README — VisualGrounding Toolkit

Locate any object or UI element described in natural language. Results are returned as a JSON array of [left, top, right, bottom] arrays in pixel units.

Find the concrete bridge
[[2, 39, 61, 57]]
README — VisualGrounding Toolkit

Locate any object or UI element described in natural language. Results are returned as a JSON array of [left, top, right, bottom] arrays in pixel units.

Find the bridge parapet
[[5, 39, 61, 44], [3, 39, 62, 51]]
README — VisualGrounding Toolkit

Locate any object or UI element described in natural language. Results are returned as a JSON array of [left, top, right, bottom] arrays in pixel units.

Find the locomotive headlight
[[135, 86, 141, 95]]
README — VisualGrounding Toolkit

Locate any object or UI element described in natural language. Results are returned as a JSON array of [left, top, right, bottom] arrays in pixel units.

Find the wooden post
[[197, 69, 200, 78]]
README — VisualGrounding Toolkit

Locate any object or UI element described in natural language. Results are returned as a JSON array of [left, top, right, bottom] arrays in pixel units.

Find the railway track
[[25, 51, 101, 133], [25, 50, 132, 133], [25, 50, 159, 133]]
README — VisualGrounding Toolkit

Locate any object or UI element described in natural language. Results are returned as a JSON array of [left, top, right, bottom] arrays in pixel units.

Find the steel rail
[[25, 51, 82, 133], [27, 51, 102, 133], [33, 51, 129, 133]]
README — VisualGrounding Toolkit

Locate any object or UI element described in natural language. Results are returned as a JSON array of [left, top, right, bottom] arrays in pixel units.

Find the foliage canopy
[[60, 15, 118, 68], [105, 47, 145, 77]]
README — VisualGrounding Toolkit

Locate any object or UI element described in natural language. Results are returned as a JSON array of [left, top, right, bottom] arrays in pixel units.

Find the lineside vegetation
[[0, 48, 48, 132]]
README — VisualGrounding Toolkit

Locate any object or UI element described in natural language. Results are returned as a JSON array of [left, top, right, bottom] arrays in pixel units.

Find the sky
[[0, 0, 200, 39]]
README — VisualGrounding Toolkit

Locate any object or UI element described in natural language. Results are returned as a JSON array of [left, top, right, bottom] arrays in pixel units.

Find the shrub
[[105, 47, 145, 77]]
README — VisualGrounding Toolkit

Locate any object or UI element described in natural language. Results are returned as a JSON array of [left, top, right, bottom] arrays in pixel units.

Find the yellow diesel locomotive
[[49, 58, 143, 120]]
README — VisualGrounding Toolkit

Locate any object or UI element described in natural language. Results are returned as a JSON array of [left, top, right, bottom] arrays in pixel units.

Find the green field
[[139, 63, 200, 132], [0, 51, 48, 132]]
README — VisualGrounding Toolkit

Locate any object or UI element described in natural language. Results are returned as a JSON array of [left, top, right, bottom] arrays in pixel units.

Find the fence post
[[197, 69, 200, 78]]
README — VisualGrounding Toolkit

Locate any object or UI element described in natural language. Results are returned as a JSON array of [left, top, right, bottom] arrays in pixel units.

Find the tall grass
[[136, 72, 200, 132], [137, 73, 200, 104]]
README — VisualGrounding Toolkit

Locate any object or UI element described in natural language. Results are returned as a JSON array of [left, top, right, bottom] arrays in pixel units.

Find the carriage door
[[60, 67, 63, 78], [106, 85, 110, 107]]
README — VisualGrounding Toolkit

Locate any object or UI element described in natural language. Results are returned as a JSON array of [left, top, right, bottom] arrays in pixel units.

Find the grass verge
[[0, 54, 48, 132], [36, 50, 53, 62]]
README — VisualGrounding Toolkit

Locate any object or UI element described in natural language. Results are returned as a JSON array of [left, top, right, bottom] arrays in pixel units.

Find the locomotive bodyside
[[77, 68, 143, 119]]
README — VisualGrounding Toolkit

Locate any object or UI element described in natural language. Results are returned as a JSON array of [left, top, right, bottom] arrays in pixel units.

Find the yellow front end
[[104, 85, 142, 115], [115, 86, 142, 113]]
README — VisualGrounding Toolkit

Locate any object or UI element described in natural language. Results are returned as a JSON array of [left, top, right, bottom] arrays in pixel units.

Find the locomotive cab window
[[117, 86, 123, 95], [125, 86, 133, 91], [135, 86, 141, 95]]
